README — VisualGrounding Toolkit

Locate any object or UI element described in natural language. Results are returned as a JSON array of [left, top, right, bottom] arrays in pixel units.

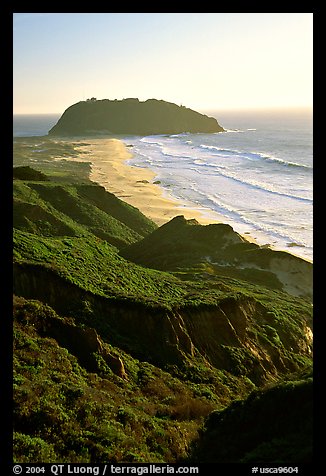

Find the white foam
[[121, 124, 313, 261]]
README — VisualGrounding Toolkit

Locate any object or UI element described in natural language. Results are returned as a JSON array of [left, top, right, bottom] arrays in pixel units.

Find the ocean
[[13, 108, 313, 262], [13, 114, 61, 137]]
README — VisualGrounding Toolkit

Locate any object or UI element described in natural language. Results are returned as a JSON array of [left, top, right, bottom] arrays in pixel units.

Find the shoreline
[[77, 137, 231, 227], [27, 134, 312, 263]]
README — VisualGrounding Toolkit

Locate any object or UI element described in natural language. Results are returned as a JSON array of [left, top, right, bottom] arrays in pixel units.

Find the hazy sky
[[13, 12, 313, 114]]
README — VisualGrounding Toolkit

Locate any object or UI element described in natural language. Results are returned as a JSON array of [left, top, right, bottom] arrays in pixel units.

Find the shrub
[[170, 397, 214, 421], [13, 432, 57, 463]]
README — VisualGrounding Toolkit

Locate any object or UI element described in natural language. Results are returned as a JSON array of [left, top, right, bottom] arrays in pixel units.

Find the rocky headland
[[48, 98, 224, 136]]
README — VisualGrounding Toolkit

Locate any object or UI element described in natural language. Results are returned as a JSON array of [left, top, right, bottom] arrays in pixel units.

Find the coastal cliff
[[48, 98, 224, 136]]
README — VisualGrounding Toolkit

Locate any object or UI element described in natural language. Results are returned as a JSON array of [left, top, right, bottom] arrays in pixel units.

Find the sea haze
[[13, 114, 61, 137], [13, 108, 313, 261], [122, 108, 313, 261]]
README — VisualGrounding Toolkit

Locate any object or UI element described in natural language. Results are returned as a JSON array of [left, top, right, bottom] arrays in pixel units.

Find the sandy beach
[[75, 137, 227, 227]]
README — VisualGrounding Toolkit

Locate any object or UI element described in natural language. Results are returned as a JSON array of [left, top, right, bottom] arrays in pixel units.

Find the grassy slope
[[13, 178, 156, 248]]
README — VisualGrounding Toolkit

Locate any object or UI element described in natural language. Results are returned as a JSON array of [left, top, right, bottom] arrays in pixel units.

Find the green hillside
[[14, 174, 156, 248]]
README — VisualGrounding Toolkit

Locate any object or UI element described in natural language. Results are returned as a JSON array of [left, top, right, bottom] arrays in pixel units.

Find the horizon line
[[14, 104, 313, 116]]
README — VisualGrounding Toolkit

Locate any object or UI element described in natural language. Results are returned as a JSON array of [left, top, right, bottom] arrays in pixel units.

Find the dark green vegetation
[[188, 373, 313, 463], [48, 98, 224, 136], [13, 166, 49, 181], [13, 140, 313, 463]]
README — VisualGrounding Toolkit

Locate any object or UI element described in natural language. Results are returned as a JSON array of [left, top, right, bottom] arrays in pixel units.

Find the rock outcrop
[[48, 98, 224, 136], [14, 295, 127, 379], [121, 215, 313, 299]]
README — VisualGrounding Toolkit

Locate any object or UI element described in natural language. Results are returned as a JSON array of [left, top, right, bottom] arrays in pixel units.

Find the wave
[[198, 144, 312, 170], [123, 129, 312, 259], [222, 128, 244, 133], [182, 187, 309, 248], [128, 140, 312, 203], [220, 128, 255, 133], [133, 140, 198, 163], [137, 136, 312, 171], [190, 161, 312, 203], [140, 136, 166, 146]]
